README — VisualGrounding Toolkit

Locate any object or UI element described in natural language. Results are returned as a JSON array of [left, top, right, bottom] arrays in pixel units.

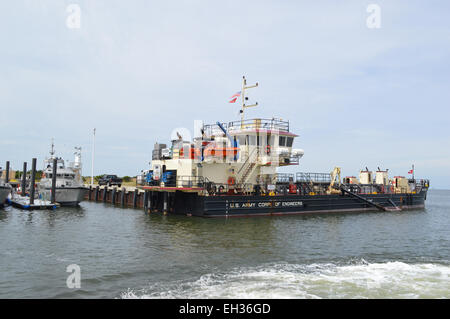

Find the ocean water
[[0, 190, 449, 299]]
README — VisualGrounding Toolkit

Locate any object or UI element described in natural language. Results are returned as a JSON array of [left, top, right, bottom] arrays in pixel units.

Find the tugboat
[[0, 167, 12, 207], [38, 143, 88, 206], [139, 77, 430, 217]]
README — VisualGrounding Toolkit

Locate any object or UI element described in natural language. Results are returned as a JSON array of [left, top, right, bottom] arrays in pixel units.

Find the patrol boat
[[139, 77, 429, 217], [38, 143, 88, 206]]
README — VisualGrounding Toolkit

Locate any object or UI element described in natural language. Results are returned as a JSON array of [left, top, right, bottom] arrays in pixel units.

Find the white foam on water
[[121, 261, 450, 299]]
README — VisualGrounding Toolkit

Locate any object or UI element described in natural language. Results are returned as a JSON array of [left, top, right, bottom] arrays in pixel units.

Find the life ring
[[266, 145, 271, 154], [227, 176, 236, 185]]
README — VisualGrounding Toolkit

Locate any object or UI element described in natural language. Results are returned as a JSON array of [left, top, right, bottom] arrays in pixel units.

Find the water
[[0, 190, 449, 299]]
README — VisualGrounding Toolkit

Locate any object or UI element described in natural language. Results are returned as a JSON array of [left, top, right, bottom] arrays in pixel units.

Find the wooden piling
[[121, 188, 125, 206], [21, 162, 27, 196], [29, 158, 37, 205], [51, 158, 57, 203], [5, 161, 10, 184]]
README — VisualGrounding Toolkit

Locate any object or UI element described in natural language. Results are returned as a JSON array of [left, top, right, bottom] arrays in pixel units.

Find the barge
[[138, 77, 429, 217]]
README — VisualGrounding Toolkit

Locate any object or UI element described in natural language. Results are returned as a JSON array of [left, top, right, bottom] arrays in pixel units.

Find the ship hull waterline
[[142, 188, 428, 218], [39, 186, 88, 206]]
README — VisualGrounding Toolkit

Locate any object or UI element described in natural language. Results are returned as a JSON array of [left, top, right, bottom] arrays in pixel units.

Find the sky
[[0, 1, 449, 188]]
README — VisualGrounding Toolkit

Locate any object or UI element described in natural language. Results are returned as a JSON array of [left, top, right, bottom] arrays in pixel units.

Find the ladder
[[237, 147, 259, 184]]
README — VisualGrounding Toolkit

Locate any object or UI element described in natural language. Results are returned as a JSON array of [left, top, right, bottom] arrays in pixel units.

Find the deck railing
[[203, 118, 290, 136]]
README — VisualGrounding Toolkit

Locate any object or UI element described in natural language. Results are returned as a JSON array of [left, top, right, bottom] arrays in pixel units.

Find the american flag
[[229, 91, 241, 103]]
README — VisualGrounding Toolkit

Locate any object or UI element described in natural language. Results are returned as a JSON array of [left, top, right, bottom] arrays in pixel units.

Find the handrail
[[296, 172, 331, 183], [237, 147, 259, 176], [203, 118, 290, 136]]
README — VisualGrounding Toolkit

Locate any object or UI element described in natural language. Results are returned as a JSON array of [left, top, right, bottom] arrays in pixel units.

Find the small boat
[[37, 143, 88, 206], [10, 195, 59, 210]]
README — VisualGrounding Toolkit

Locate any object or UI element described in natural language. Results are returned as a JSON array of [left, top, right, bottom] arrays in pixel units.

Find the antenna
[[240, 76, 258, 127], [50, 138, 55, 157], [91, 128, 96, 186]]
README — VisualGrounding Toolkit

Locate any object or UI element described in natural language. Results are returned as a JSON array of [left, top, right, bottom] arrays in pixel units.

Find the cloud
[[0, 1, 449, 187]]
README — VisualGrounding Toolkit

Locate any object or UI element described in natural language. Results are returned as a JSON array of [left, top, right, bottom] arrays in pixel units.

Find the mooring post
[[95, 186, 99, 202], [51, 158, 57, 203], [112, 188, 116, 204], [88, 185, 92, 200], [21, 162, 27, 196], [121, 188, 125, 206], [133, 189, 138, 208], [5, 161, 10, 184], [29, 158, 37, 205], [103, 186, 107, 202], [163, 191, 168, 215], [143, 190, 149, 212], [148, 191, 152, 213]]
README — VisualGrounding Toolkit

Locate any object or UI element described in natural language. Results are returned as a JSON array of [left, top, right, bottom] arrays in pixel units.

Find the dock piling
[[29, 158, 37, 205], [133, 189, 138, 208], [143, 191, 149, 212], [121, 188, 125, 206], [112, 188, 116, 204], [5, 161, 10, 184], [148, 191, 152, 213], [21, 162, 27, 196], [163, 191, 168, 215], [51, 158, 57, 203]]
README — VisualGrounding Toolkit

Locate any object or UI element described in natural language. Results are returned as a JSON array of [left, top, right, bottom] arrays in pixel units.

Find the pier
[[83, 185, 188, 215], [84, 185, 147, 209]]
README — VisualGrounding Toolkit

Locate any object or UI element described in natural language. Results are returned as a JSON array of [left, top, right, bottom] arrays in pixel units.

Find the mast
[[50, 138, 55, 158], [91, 128, 96, 186], [240, 76, 259, 128]]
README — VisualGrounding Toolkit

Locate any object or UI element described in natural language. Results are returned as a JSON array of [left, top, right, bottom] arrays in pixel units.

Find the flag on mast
[[229, 91, 241, 103]]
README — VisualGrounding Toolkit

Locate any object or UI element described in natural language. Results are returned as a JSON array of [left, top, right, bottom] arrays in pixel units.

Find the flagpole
[[412, 164, 414, 180], [91, 128, 96, 186], [241, 76, 246, 127]]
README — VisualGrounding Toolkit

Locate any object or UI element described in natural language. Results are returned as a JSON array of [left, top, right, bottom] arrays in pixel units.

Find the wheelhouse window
[[279, 136, 286, 146], [237, 135, 246, 146], [286, 137, 294, 147]]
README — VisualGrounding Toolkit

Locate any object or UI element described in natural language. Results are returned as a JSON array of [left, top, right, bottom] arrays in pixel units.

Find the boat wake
[[121, 260, 450, 299]]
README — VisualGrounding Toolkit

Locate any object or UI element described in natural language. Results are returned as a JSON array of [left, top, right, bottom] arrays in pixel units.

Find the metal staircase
[[237, 148, 259, 184]]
